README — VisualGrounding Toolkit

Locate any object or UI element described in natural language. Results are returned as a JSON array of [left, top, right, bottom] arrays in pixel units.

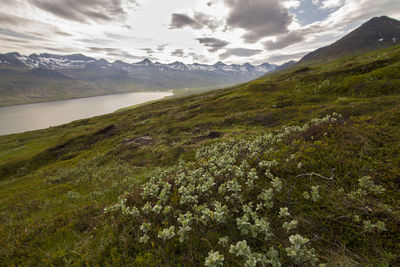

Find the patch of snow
[[378, 38, 384, 42]]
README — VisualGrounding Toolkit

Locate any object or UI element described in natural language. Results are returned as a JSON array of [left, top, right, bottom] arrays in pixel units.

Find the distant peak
[[259, 62, 272, 68], [98, 59, 109, 64], [170, 61, 184, 65], [66, 54, 94, 61], [367, 15, 398, 24], [39, 53, 55, 58], [6, 52, 21, 57], [214, 61, 226, 66], [136, 58, 153, 65]]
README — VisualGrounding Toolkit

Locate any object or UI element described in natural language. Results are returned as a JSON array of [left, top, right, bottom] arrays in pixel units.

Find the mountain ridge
[[0, 52, 283, 107], [300, 15, 400, 63], [0, 52, 277, 74]]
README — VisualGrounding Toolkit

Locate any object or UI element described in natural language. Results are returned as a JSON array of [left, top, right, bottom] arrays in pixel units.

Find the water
[[0, 92, 172, 136]]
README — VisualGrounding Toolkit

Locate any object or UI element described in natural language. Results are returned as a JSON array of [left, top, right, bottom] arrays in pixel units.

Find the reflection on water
[[0, 92, 172, 136]]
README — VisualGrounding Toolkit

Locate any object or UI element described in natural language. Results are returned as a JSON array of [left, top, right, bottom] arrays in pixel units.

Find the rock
[[192, 127, 201, 134], [122, 138, 131, 144], [134, 136, 154, 145], [207, 131, 222, 138], [122, 136, 154, 146]]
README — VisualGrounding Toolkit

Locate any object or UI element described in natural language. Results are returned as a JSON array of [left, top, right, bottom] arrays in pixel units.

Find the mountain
[[300, 16, 400, 63], [0, 52, 277, 106], [1, 43, 400, 266], [0, 52, 275, 76]]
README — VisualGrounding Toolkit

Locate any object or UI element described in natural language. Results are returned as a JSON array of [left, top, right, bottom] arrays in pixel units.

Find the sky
[[0, 0, 399, 65]]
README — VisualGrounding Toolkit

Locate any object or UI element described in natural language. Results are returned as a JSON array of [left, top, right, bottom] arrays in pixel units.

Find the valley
[[0, 54, 281, 107]]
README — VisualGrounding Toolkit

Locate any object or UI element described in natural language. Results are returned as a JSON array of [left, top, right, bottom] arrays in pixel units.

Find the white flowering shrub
[[286, 234, 317, 265], [104, 113, 390, 265], [204, 250, 224, 267]]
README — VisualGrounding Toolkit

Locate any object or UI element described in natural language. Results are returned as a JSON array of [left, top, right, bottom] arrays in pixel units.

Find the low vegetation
[[0, 45, 399, 265]]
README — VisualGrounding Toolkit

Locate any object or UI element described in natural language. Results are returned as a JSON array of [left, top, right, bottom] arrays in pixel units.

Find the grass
[[0, 44, 399, 265]]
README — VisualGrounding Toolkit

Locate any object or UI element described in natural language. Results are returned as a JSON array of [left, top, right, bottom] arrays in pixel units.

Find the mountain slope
[[0, 44, 399, 265], [0, 53, 278, 106], [300, 16, 400, 63]]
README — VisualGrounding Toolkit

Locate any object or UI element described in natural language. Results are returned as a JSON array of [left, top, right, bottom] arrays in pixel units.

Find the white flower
[[204, 250, 224, 267], [158, 226, 175, 241]]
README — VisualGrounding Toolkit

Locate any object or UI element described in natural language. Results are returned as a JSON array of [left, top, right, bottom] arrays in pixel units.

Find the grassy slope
[[0, 45, 399, 265]]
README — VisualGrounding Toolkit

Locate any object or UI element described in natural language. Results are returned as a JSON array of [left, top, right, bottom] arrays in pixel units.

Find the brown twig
[[296, 172, 335, 181]]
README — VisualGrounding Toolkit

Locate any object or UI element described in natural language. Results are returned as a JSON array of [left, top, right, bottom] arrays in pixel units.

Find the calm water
[[0, 92, 172, 136]]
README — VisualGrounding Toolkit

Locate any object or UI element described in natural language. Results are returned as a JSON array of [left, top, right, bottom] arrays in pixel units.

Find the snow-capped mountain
[[0, 52, 276, 77], [0, 52, 281, 107]]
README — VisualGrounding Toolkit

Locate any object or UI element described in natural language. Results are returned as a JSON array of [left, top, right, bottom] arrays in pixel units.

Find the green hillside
[[1, 45, 400, 265]]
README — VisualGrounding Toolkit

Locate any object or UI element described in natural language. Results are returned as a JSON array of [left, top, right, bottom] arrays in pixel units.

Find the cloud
[[104, 32, 129, 40], [88, 46, 149, 61], [266, 51, 310, 63], [188, 52, 209, 63], [0, 12, 70, 37], [0, 28, 46, 41], [141, 48, 154, 55], [313, 0, 344, 9], [196, 37, 229, 52], [219, 48, 262, 60], [171, 49, 185, 57], [157, 44, 168, 52], [170, 13, 201, 29], [28, 0, 138, 23], [170, 12, 221, 30], [78, 38, 114, 45], [88, 47, 120, 53], [225, 0, 292, 43], [263, 32, 304, 50], [0, 36, 28, 44]]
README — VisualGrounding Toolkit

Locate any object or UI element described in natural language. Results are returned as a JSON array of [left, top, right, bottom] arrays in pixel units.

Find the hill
[[0, 53, 277, 107], [300, 16, 400, 63], [0, 44, 399, 265]]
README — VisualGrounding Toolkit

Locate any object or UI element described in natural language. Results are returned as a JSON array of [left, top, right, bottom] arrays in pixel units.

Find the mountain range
[[1, 16, 399, 107], [0, 53, 280, 106]]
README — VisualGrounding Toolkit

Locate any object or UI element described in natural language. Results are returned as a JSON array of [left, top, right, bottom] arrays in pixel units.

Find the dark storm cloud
[[196, 37, 229, 52], [170, 13, 201, 29], [219, 48, 262, 60], [171, 49, 185, 57], [225, 0, 292, 43], [263, 32, 305, 50], [28, 0, 138, 23], [170, 12, 221, 30]]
